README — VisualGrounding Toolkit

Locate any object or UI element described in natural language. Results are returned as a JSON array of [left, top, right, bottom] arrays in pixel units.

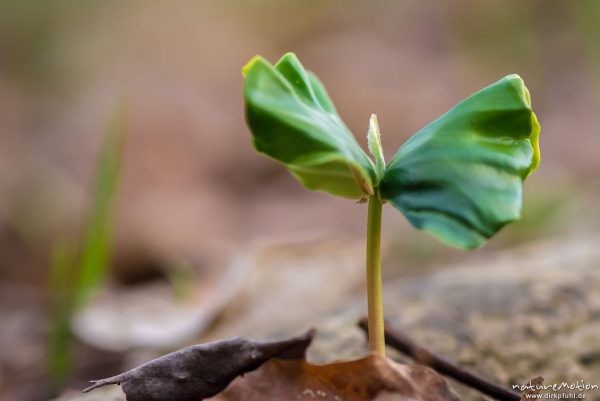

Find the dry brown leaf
[[83, 330, 459, 401], [211, 355, 460, 401]]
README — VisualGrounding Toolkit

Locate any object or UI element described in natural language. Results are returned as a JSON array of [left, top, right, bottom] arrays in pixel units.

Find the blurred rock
[[72, 256, 248, 351], [55, 387, 124, 401], [202, 233, 366, 341]]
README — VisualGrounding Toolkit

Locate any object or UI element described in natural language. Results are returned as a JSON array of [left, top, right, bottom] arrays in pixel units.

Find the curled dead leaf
[[83, 330, 314, 401]]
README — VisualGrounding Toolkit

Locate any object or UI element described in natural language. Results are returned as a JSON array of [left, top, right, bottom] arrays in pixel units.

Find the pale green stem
[[366, 193, 385, 355]]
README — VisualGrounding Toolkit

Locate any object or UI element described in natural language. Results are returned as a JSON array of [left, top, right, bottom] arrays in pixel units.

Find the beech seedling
[[83, 53, 540, 400], [242, 53, 540, 356]]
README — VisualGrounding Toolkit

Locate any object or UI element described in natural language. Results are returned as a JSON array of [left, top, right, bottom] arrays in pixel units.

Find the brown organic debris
[[210, 354, 460, 401], [84, 329, 460, 401]]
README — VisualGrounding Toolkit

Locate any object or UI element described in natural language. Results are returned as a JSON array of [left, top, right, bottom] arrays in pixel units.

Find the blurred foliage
[[575, 1, 600, 101], [48, 240, 77, 385], [0, 0, 69, 87], [449, 1, 541, 80], [499, 182, 577, 246], [48, 107, 126, 386], [0, 0, 107, 89]]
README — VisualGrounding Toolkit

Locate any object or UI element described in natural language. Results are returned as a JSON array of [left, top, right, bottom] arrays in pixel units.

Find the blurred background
[[1, 1, 599, 400]]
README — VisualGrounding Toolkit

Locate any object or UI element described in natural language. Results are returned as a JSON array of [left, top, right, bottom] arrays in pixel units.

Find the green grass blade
[[47, 106, 126, 386], [48, 239, 77, 386], [75, 107, 126, 306]]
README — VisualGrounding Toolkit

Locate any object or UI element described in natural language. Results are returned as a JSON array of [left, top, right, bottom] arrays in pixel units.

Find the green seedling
[[242, 53, 540, 356]]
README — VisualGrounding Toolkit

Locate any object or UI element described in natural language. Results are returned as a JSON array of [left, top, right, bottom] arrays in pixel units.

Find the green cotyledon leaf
[[243, 53, 376, 198], [380, 74, 540, 249]]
